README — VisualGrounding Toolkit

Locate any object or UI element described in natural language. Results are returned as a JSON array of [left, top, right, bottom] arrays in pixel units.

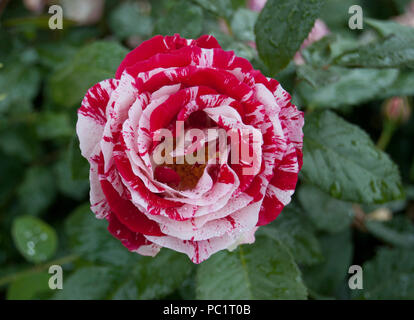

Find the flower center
[[154, 147, 210, 191], [166, 160, 207, 190]]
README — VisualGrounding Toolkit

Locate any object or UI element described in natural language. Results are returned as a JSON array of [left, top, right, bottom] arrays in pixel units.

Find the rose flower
[[77, 34, 304, 263]]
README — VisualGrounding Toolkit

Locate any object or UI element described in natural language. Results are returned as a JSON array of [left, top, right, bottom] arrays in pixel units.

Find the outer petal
[[115, 34, 221, 79], [107, 212, 160, 256], [77, 79, 117, 160], [145, 201, 261, 263]]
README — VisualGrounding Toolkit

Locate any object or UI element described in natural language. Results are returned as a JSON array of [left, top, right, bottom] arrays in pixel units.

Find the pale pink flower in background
[[248, 0, 267, 12], [393, 1, 414, 27], [60, 0, 104, 25], [294, 19, 330, 65], [23, 0, 45, 13]]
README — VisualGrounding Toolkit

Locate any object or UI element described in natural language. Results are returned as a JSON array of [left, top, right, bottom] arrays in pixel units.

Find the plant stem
[[0, 254, 78, 287], [376, 121, 396, 151]]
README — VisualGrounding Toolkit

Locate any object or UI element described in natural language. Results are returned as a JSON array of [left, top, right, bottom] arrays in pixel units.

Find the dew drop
[[27, 241, 36, 256], [40, 233, 48, 241]]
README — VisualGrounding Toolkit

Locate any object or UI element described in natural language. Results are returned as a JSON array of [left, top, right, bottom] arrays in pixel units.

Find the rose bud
[[383, 97, 411, 125], [77, 34, 304, 263]]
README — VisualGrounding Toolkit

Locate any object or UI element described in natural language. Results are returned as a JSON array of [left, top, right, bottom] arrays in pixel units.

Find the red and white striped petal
[[77, 79, 117, 160], [145, 202, 261, 263], [101, 73, 138, 173], [107, 212, 161, 256]]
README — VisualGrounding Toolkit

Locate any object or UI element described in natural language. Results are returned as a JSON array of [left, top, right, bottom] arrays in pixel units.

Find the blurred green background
[[0, 0, 413, 300]]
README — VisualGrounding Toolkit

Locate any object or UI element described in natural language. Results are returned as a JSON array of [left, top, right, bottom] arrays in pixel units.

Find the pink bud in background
[[247, 0, 267, 12], [294, 19, 330, 65], [383, 97, 411, 124]]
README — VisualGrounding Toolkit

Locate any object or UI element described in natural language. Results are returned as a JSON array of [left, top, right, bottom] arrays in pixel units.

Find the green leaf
[[36, 42, 78, 70], [303, 230, 353, 298], [296, 35, 362, 88], [365, 215, 414, 248], [296, 67, 398, 109], [154, 0, 203, 39], [297, 64, 341, 88], [255, 0, 325, 75], [296, 34, 401, 108], [260, 206, 323, 266], [54, 250, 192, 300], [0, 59, 40, 114], [336, 20, 414, 69], [379, 71, 414, 98], [225, 41, 257, 61], [109, 1, 153, 40], [12, 216, 58, 264], [352, 247, 414, 299], [17, 166, 57, 216], [364, 18, 411, 37], [190, 0, 235, 20], [17, 166, 56, 216], [300, 35, 340, 67], [54, 156, 89, 200], [0, 153, 24, 206], [298, 184, 354, 233], [111, 249, 193, 300], [0, 118, 42, 163], [231, 8, 258, 42], [65, 204, 138, 267], [53, 266, 121, 300], [36, 112, 73, 140], [302, 110, 404, 203], [178, 270, 197, 300], [63, 203, 194, 299], [49, 41, 128, 108], [196, 236, 307, 299], [337, 35, 414, 69], [69, 134, 89, 181], [7, 271, 51, 300]]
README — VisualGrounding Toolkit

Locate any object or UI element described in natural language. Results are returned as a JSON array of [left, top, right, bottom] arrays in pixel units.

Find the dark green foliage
[[255, 0, 326, 75]]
